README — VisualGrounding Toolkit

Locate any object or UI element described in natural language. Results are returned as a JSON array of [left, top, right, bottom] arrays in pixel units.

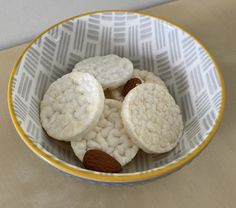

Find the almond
[[122, 78, 142, 97], [83, 149, 122, 173]]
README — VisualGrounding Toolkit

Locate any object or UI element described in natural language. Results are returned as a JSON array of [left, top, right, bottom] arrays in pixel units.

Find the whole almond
[[122, 78, 142, 97], [83, 149, 122, 173]]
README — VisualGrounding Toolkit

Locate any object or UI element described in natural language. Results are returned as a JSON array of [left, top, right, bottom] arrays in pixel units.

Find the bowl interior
[[10, 12, 223, 175]]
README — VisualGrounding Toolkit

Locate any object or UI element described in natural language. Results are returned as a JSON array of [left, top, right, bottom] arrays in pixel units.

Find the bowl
[[8, 10, 225, 185]]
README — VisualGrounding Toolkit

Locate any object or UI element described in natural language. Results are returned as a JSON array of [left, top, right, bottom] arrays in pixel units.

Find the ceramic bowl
[[8, 11, 225, 184]]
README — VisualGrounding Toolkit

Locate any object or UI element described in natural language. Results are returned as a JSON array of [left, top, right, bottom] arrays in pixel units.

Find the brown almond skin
[[122, 78, 142, 97], [83, 150, 122, 173]]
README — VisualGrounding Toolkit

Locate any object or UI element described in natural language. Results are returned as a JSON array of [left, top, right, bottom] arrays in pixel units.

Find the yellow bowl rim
[[8, 10, 226, 183]]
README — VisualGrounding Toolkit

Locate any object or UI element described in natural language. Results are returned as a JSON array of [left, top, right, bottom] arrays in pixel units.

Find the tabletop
[[0, 0, 236, 207]]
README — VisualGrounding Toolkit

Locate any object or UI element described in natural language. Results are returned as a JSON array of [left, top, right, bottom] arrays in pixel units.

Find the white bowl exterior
[[11, 12, 222, 175]]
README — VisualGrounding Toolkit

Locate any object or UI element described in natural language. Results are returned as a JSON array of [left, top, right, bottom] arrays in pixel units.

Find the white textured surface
[[73, 55, 133, 89], [71, 99, 138, 166], [0, 0, 171, 50], [121, 83, 183, 153], [40, 72, 104, 141], [133, 69, 167, 89], [110, 69, 168, 101]]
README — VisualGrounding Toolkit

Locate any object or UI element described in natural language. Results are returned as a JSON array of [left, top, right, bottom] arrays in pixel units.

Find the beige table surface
[[1, 0, 236, 207]]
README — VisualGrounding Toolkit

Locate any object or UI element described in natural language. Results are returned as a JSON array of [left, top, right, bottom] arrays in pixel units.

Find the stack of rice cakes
[[40, 55, 183, 173]]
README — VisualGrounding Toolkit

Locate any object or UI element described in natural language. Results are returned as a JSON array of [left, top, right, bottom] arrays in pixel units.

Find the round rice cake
[[110, 69, 168, 101], [121, 83, 183, 153], [72, 54, 133, 89], [133, 69, 167, 88], [40, 72, 104, 141], [71, 99, 139, 166]]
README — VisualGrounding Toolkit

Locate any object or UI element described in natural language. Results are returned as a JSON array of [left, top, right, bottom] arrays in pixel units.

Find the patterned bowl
[[8, 11, 225, 185]]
